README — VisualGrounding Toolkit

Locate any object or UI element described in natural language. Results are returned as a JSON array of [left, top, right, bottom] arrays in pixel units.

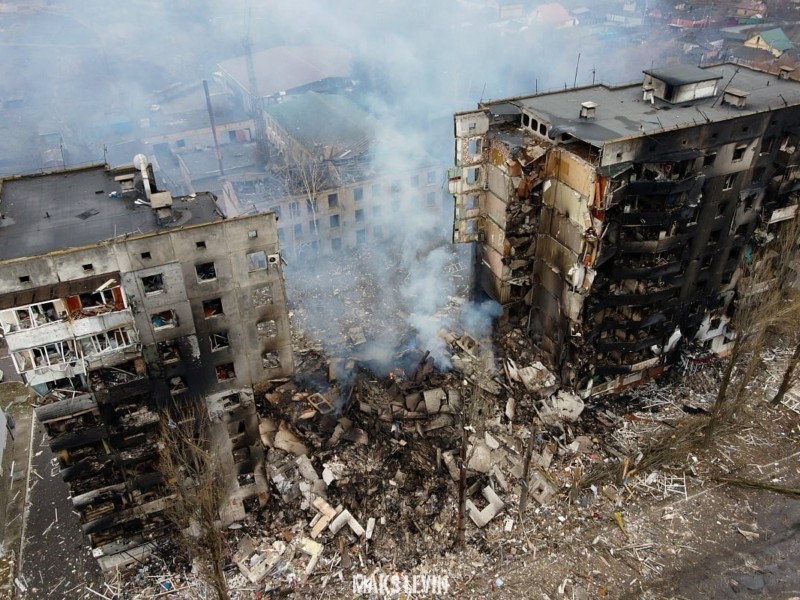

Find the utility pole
[[203, 79, 225, 177], [243, 35, 270, 164]]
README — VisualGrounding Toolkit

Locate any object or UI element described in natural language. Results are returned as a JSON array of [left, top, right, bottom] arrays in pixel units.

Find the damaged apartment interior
[[452, 63, 800, 397]]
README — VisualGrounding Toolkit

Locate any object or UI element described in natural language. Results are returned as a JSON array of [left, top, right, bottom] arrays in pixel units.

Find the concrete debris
[[423, 388, 446, 413], [307, 392, 336, 415], [529, 470, 558, 505], [539, 389, 585, 424], [466, 486, 505, 527], [328, 509, 365, 537], [271, 423, 309, 455], [234, 535, 285, 584], [347, 326, 367, 346], [506, 359, 559, 395]]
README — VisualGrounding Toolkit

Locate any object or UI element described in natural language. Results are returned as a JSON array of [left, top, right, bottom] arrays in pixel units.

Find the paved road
[[17, 421, 102, 599]]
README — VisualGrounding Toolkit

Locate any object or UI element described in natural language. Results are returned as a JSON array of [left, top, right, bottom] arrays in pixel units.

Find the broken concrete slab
[[466, 485, 505, 527], [405, 393, 422, 411], [258, 417, 277, 447], [234, 535, 285, 584], [442, 451, 460, 481], [273, 426, 309, 456], [307, 392, 336, 415], [423, 388, 446, 413], [539, 389, 585, 424], [424, 413, 454, 432], [295, 455, 318, 481], [329, 509, 365, 537], [529, 470, 558, 505], [347, 327, 367, 345], [467, 442, 493, 473], [366, 517, 376, 540]]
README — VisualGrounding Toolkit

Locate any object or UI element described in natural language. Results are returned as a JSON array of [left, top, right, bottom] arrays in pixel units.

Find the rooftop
[[479, 63, 800, 147], [746, 27, 794, 52], [0, 164, 222, 262], [218, 45, 353, 100], [264, 92, 373, 156], [643, 65, 723, 86]]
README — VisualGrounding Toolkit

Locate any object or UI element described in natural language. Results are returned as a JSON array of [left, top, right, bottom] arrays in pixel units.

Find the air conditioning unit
[[267, 254, 280, 265]]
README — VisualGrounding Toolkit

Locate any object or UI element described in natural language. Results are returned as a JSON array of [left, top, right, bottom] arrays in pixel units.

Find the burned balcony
[[50, 425, 108, 453], [610, 259, 683, 281], [72, 482, 128, 510], [82, 494, 171, 537], [0, 275, 126, 335], [613, 204, 697, 227], [589, 309, 670, 336], [90, 362, 146, 390], [617, 230, 691, 253], [72, 471, 126, 497], [61, 455, 118, 483], [600, 284, 678, 307], [114, 407, 160, 432], [35, 392, 98, 424], [596, 333, 661, 353], [117, 436, 159, 464]]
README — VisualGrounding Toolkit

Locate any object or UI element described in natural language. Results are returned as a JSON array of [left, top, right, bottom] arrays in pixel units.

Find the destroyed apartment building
[[451, 63, 800, 397], [0, 157, 293, 569], [219, 90, 449, 258]]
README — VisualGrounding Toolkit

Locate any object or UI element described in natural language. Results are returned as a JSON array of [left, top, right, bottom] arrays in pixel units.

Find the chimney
[[133, 154, 153, 201], [579, 101, 597, 119], [722, 88, 749, 109]]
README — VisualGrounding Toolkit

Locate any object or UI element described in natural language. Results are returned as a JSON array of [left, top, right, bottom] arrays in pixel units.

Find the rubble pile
[[102, 332, 800, 597]]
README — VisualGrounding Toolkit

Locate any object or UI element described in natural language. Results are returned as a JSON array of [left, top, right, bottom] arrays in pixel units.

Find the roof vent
[[579, 101, 597, 119], [778, 66, 794, 80], [722, 88, 749, 109]]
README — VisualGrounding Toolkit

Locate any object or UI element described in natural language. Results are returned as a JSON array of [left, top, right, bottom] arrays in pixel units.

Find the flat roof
[[264, 92, 373, 154], [218, 45, 352, 99], [0, 164, 222, 262], [487, 63, 800, 147]]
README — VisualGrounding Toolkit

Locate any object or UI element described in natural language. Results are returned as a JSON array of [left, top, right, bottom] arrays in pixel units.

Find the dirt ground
[[302, 401, 800, 600]]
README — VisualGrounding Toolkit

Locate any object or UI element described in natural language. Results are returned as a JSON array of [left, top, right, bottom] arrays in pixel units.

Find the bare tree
[[277, 153, 335, 253], [159, 399, 230, 600], [705, 214, 800, 443], [771, 338, 800, 405]]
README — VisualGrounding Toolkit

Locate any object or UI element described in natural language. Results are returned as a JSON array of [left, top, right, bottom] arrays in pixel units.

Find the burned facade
[[451, 63, 800, 397], [0, 160, 293, 568]]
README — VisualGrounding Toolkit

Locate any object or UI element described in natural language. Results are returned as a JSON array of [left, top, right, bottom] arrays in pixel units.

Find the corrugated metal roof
[[750, 28, 794, 52]]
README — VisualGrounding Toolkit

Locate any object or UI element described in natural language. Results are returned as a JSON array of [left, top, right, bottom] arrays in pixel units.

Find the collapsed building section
[[0, 160, 293, 568], [451, 63, 800, 396]]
